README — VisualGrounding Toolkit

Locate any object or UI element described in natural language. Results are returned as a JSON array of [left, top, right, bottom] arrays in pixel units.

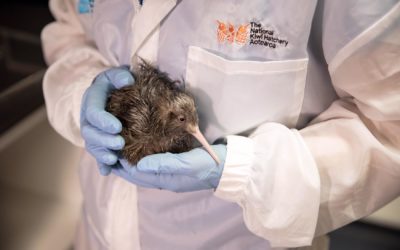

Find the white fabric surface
[[41, 0, 400, 248]]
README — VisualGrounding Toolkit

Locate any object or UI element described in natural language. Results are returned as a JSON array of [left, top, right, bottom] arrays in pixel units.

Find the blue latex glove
[[112, 145, 227, 192], [80, 66, 134, 176]]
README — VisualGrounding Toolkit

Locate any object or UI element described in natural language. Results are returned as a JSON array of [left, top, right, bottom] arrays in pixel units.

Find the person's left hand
[[112, 145, 227, 192]]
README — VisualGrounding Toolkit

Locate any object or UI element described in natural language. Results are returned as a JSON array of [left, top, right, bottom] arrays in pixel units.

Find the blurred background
[[0, 1, 82, 249], [0, 1, 398, 250]]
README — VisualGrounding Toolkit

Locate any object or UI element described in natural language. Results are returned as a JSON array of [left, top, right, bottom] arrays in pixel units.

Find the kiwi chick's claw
[[106, 62, 220, 165]]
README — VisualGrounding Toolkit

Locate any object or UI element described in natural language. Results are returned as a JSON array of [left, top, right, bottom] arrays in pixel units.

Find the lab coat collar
[[130, 0, 177, 67]]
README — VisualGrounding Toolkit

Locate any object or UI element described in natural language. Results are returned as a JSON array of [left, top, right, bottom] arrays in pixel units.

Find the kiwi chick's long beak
[[190, 126, 221, 165]]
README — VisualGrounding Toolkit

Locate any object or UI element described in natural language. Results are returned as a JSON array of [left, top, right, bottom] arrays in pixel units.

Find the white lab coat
[[41, 0, 400, 249]]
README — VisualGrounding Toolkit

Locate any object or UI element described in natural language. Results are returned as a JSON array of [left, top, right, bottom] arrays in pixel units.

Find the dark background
[[0, 0, 53, 134]]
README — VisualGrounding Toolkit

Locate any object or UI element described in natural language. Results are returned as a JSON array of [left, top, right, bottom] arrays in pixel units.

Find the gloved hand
[[112, 144, 227, 192], [80, 66, 134, 176]]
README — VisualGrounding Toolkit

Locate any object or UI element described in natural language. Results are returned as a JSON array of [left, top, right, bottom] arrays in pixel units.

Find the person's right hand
[[80, 66, 134, 176]]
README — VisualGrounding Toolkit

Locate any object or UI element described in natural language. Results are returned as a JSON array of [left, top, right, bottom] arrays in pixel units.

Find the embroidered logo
[[217, 21, 289, 49], [217, 21, 250, 45]]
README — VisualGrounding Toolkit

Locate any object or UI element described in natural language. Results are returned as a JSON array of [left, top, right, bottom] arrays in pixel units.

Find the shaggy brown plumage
[[106, 62, 198, 165]]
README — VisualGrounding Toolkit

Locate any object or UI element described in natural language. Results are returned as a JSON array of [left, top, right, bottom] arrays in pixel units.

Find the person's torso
[[76, 1, 323, 249], [75, 0, 398, 249]]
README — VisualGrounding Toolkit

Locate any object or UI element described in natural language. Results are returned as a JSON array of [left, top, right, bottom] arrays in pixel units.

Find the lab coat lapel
[[130, 0, 177, 67]]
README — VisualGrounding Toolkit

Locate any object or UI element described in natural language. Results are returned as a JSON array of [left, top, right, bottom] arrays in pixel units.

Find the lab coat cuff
[[71, 66, 109, 146], [214, 135, 254, 202], [215, 123, 321, 248], [43, 50, 109, 148]]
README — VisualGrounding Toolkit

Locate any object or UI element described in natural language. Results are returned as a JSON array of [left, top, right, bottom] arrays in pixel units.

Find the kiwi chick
[[106, 62, 219, 165]]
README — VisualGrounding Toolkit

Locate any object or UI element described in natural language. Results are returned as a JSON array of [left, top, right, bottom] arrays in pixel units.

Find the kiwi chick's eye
[[178, 115, 185, 122]]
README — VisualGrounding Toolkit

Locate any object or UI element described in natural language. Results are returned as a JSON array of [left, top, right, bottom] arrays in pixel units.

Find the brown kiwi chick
[[106, 62, 219, 165]]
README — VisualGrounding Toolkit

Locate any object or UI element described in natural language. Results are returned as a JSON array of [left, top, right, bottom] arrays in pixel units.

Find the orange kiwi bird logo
[[217, 21, 249, 45]]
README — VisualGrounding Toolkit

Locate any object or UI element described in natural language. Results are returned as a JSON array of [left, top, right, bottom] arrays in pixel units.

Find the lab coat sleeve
[[214, 4, 400, 248], [41, 0, 110, 147]]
